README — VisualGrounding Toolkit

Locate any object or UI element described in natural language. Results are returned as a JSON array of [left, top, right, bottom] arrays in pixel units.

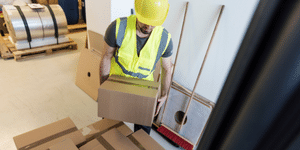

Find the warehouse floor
[[0, 31, 183, 150]]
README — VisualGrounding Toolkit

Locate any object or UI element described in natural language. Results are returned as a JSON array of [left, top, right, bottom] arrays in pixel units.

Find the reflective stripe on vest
[[110, 15, 171, 81]]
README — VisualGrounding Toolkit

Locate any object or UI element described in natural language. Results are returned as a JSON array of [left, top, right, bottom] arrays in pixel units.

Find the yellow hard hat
[[135, 0, 170, 26]]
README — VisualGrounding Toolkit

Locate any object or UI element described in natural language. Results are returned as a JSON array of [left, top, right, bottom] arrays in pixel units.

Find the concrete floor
[[0, 31, 182, 150]]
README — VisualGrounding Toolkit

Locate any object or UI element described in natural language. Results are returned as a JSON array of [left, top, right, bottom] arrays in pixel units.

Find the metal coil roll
[[3, 5, 68, 43]]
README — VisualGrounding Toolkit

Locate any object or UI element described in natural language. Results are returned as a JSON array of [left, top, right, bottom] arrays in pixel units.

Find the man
[[100, 0, 173, 135]]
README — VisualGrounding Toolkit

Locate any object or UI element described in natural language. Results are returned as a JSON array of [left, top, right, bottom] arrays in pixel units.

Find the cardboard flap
[[101, 128, 139, 150], [91, 144, 106, 150], [89, 48, 103, 57], [79, 118, 124, 141], [88, 30, 105, 53], [129, 129, 165, 150], [87, 118, 121, 134], [75, 48, 102, 101], [79, 139, 101, 150], [116, 124, 133, 137], [48, 138, 78, 150]]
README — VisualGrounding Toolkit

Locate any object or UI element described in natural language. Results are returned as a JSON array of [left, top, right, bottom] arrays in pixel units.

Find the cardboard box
[[13, 117, 85, 150], [98, 75, 160, 126], [79, 139, 106, 150], [76, 30, 161, 101], [128, 129, 165, 150], [92, 144, 106, 150], [79, 118, 133, 142], [49, 138, 78, 150], [116, 123, 133, 137], [80, 128, 139, 150], [101, 128, 139, 150]]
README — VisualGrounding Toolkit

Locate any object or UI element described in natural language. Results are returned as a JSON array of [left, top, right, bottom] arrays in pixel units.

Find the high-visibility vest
[[110, 15, 171, 81]]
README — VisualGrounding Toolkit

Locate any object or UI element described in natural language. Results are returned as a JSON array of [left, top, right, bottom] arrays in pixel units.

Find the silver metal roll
[[3, 5, 68, 43], [37, 5, 68, 38]]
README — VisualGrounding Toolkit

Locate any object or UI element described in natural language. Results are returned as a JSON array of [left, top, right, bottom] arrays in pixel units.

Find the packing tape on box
[[96, 136, 116, 150], [127, 134, 146, 150], [85, 122, 124, 142], [107, 79, 158, 90], [92, 132, 146, 150], [19, 127, 77, 150]]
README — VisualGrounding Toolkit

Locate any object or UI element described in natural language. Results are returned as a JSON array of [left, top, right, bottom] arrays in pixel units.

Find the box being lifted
[[98, 75, 160, 126]]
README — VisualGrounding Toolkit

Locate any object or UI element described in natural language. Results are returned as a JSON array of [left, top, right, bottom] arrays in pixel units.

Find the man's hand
[[155, 95, 167, 116], [100, 75, 109, 85], [155, 56, 172, 116]]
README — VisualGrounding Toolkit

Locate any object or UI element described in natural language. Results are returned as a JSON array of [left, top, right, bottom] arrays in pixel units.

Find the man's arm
[[161, 56, 173, 97], [155, 56, 173, 115], [100, 42, 117, 85]]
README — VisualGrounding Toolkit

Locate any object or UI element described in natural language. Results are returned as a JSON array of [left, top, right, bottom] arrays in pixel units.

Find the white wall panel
[[86, 0, 134, 47], [163, 0, 259, 103], [111, 0, 134, 22], [86, 0, 111, 35]]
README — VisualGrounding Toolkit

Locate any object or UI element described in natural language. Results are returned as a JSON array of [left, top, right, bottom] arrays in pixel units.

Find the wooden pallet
[[0, 35, 77, 60], [68, 23, 87, 32], [0, 35, 14, 59]]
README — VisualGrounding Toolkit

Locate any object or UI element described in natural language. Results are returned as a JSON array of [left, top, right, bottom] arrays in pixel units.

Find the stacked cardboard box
[[79, 139, 105, 150], [79, 128, 142, 150], [79, 118, 165, 150], [128, 129, 165, 150], [48, 138, 78, 150], [13, 117, 164, 149], [13, 117, 85, 150]]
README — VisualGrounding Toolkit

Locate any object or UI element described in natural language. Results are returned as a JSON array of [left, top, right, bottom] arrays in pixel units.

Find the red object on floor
[[157, 125, 193, 150]]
